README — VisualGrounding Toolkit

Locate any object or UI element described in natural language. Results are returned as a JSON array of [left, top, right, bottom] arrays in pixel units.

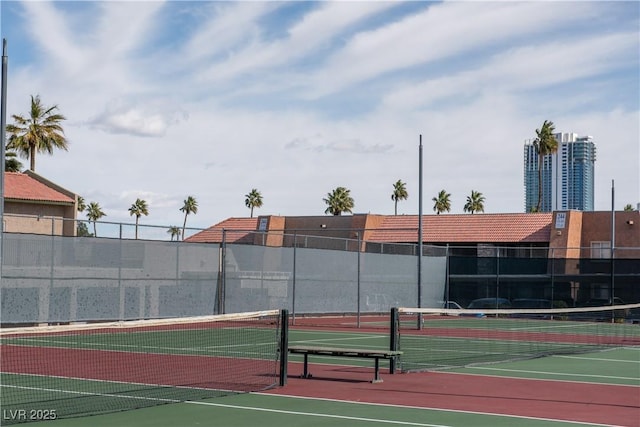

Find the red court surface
[[270, 362, 640, 426]]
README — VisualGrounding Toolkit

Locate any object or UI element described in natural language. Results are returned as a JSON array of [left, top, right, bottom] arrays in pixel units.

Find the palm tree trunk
[[182, 214, 188, 240], [135, 217, 139, 239], [537, 152, 543, 211], [29, 145, 36, 171]]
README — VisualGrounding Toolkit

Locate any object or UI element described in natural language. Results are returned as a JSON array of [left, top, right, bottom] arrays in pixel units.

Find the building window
[[591, 241, 611, 259]]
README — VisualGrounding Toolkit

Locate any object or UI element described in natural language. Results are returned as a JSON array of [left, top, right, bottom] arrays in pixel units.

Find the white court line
[[553, 355, 640, 363], [292, 335, 387, 345], [0, 381, 618, 427], [188, 400, 449, 427], [3, 338, 274, 356], [247, 393, 618, 427], [0, 372, 258, 393], [291, 329, 387, 337], [439, 370, 640, 389], [466, 366, 640, 382], [1, 384, 181, 403]]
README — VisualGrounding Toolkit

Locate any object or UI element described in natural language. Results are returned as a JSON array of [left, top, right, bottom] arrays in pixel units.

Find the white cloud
[[88, 99, 188, 137], [304, 1, 600, 98], [382, 31, 638, 112]]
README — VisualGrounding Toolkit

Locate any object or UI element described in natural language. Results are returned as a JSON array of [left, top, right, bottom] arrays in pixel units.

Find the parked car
[[438, 301, 465, 316], [441, 301, 463, 310], [467, 298, 512, 310], [511, 298, 553, 309], [461, 298, 511, 317], [625, 306, 640, 324], [582, 297, 626, 307], [570, 297, 628, 322], [510, 298, 553, 319]]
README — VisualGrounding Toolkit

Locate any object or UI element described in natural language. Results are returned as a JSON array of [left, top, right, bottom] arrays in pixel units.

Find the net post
[[389, 307, 398, 373], [279, 309, 289, 386]]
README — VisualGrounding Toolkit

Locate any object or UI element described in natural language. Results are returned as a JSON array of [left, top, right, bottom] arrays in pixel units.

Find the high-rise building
[[524, 133, 596, 212]]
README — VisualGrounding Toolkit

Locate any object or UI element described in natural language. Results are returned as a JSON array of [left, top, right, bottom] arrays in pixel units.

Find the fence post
[[220, 229, 226, 314], [279, 309, 289, 386], [292, 232, 297, 325], [550, 250, 555, 307], [356, 232, 361, 328], [389, 307, 398, 373], [496, 247, 500, 302]]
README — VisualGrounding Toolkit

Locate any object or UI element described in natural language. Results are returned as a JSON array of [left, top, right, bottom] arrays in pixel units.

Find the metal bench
[[288, 345, 402, 383]]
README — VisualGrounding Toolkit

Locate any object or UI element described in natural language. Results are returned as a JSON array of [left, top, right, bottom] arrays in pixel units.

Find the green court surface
[[15, 389, 628, 427], [2, 324, 639, 426], [452, 347, 640, 386]]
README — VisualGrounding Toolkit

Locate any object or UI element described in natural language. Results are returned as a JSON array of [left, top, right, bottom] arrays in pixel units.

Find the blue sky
[[1, 1, 639, 231]]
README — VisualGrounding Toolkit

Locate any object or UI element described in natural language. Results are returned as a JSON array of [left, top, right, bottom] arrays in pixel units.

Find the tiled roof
[[4, 172, 75, 204], [368, 213, 553, 243], [186, 218, 259, 243], [187, 213, 553, 244]]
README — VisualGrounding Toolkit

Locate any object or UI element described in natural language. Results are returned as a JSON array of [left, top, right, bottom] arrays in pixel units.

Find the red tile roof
[[187, 218, 259, 243], [368, 213, 553, 243], [4, 172, 75, 204], [187, 213, 553, 244]]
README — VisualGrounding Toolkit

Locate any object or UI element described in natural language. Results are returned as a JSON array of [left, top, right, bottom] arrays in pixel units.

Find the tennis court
[[1, 309, 639, 426]]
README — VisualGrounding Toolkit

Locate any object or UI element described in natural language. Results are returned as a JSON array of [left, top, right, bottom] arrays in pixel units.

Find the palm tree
[[128, 198, 149, 239], [76, 195, 86, 213], [86, 202, 106, 237], [180, 196, 198, 240], [4, 150, 23, 172], [464, 190, 485, 214], [244, 189, 263, 218], [167, 226, 181, 241], [623, 204, 635, 211], [75, 195, 91, 236], [6, 95, 68, 171], [323, 187, 354, 216], [432, 189, 452, 215], [533, 120, 557, 212], [391, 180, 408, 215]]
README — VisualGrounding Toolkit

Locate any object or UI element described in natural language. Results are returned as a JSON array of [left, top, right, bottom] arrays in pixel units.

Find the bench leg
[[301, 354, 312, 378], [372, 357, 383, 383]]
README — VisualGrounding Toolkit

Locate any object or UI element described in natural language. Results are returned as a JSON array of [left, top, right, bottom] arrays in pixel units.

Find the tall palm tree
[[533, 120, 557, 212], [391, 180, 408, 215], [6, 95, 68, 171], [4, 150, 23, 172], [623, 204, 635, 211], [432, 189, 451, 215], [86, 202, 106, 237], [180, 196, 198, 240], [167, 226, 181, 241], [128, 198, 149, 239], [323, 187, 354, 216], [464, 190, 485, 214], [244, 189, 263, 218]]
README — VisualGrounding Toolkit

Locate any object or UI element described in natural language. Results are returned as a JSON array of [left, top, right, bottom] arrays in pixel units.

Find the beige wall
[[4, 201, 76, 236]]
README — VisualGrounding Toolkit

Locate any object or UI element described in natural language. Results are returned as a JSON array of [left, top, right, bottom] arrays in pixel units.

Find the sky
[[1, 0, 639, 233]]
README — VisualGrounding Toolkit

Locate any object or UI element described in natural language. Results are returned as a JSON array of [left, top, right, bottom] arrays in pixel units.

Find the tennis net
[[391, 304, 640, 372], [0, 309, 287, 424]]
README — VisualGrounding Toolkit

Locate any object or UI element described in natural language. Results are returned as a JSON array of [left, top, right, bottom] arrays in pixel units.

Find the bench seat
[[288, 345, 402, 383]]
